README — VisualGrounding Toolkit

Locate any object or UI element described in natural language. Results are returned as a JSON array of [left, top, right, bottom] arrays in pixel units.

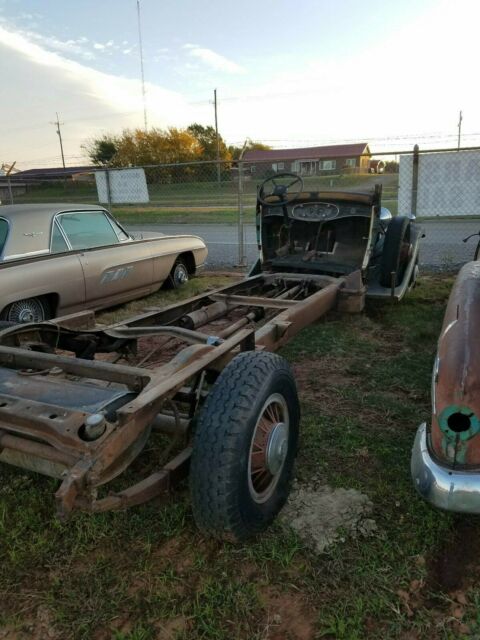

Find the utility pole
[[51, 112, 66, 169], [3, 161, 16, 204], [214, 88, 221, 185], [457, 110, 463, 150], [137, 0, 148, 131]]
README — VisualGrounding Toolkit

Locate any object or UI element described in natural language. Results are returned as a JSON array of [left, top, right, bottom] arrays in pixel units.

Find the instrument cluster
[[290, 202, 339, 222]]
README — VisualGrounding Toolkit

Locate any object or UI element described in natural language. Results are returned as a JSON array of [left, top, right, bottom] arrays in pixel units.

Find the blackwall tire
[[379, 216, 412, 287], [189, 351, 300, 542]]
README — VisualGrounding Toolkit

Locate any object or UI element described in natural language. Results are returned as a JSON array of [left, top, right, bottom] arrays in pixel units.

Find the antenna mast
[[137, 0, 148, 130]]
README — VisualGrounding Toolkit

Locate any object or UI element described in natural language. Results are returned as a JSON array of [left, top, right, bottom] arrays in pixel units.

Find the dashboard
[[291, 202, 339, 222], [264, 201, 371, 221]]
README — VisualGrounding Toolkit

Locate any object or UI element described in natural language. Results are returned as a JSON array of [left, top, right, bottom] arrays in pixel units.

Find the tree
[[384, 160, 400, 173], [82, 135, 118, 166], [83, 127, 203, 169], [228, 141, 272, 160], [187, 123, 231, 161], [111, 127, 203, 166]]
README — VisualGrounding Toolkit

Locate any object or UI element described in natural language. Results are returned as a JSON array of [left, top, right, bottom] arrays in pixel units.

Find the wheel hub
[[266, 422, 288, 475], [175, 266, 188, 284], [19, 309, 35, 323], [248, 394, 290, 503]]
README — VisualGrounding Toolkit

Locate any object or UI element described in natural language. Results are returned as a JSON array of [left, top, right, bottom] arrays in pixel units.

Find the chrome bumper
[[411, 422, 480, 513]]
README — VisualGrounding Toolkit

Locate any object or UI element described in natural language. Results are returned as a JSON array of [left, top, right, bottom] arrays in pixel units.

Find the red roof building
[[243, 143, 371, 176]]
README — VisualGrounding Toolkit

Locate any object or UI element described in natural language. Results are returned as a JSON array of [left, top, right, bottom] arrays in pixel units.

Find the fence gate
[[399, 148, 480, 267]]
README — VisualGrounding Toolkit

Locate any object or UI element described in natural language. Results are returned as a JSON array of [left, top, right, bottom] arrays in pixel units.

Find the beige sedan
[[0, 204, 208, 323]]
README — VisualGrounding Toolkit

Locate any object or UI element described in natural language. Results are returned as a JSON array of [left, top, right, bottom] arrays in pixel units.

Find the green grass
[[1, 271, 469, 640]]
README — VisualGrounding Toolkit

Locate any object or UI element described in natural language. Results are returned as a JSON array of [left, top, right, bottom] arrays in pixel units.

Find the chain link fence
[[2, 146, 479, 270]]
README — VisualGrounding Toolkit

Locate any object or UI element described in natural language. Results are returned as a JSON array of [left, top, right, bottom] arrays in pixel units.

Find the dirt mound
[[281, 479, 377, 553]]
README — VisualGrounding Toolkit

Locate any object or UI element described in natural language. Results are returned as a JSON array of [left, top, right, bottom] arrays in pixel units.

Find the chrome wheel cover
[[7, 299, 45, 324]]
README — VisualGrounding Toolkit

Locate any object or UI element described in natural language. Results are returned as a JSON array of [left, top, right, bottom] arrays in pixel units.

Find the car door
[[57, 210, 154, 309], [48, 220, 87, 314]]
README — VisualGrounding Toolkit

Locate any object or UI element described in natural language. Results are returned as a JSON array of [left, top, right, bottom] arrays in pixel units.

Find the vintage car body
[[250, 181, 420, 300], [412, 261, 480, 512], [0, 204, 207, 322]]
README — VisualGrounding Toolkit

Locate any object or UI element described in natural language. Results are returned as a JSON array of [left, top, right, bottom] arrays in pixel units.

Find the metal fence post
[[411, 144, 419, 217], [105, 167, 112, 212], [7, 176, 13, 205], [237, 161, 246, 267]]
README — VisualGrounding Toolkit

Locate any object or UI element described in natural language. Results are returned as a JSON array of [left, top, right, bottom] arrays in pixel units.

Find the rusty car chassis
[[0, 183, 420, 540]]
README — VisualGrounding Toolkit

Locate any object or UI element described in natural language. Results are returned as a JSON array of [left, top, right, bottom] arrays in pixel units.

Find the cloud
[[93, 40, 114, 51], [18, 29, 95, 59], [183, 43, 245, 74], [0, 24, 195, 122]]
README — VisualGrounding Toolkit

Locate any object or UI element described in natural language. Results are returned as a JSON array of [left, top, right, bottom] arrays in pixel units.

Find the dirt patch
[[280, 479, 377, 554], [154, 616, 189, 639], [260, 588, 316, 640], [0, 606, 60, 640], [292, 356, 359, 414], [427, 518, 480, 592]]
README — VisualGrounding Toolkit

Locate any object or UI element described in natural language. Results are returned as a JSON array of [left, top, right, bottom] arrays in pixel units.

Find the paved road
[[420, 219, 479, 266], [127, 223, 259, 268], [126, 219, 480, 269]]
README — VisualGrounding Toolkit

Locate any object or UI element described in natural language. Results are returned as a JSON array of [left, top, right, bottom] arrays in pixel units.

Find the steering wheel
[[257, 172, 304, 207]]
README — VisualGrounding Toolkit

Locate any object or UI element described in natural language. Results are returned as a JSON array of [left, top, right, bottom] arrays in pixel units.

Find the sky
[[1, 0, 479, 168]]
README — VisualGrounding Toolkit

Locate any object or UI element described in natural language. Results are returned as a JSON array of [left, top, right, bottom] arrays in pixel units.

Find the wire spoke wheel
[[4, 297, 47, 324], [248, 393, 289, 503]]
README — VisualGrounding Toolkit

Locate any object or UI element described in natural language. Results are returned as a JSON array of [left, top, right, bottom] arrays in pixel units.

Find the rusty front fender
[[430, 261, 480, 467]]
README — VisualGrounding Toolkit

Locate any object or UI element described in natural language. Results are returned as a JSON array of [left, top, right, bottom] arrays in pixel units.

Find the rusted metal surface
[[0, 268, 363, 518], [210, 293, 299, 309], [85, 447, 191, 513], [429, 261, 480, 467], [256, 281, 341, 350], [179, 301, 231, 329], [0, 345, 151, 390], [0, 181, 422, 531]]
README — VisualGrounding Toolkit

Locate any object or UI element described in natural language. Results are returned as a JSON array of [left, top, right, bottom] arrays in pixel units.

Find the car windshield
[[58, 211, 119, 250], [0, 219, 8, 256]]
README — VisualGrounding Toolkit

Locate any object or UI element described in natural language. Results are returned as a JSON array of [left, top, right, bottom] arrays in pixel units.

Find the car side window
[[0, 219, 8, 256], [51, 222, 69, 253], [108, 217, 130, 242], [58, 211, 119, 250]]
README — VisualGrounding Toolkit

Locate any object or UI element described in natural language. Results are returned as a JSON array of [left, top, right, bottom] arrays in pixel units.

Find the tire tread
[[190, 351, 298, 541]]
